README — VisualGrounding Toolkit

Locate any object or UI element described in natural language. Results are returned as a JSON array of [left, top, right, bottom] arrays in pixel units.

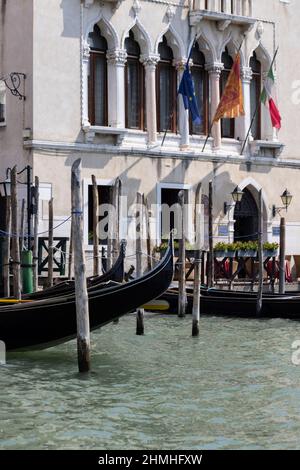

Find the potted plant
[[226, 243, 237, 258], [213, 242, 228, 258], [237, 241, 258, 258], [263, 242, 279, 258]]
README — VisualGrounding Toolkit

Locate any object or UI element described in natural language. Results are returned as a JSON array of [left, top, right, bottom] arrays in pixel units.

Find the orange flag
[[213, 53, 245, 122]]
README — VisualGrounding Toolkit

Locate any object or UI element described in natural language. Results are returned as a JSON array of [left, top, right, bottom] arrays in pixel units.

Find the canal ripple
[[1, 313, 300, 450]]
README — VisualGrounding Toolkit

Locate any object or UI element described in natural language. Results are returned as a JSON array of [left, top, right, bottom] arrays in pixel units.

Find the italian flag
[[261, 66, 281, 130]]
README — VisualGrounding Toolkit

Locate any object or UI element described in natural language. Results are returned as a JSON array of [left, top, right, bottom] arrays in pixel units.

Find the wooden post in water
[[68, 218, 73, 280], [201, 251, 205, 286], [91, 175, 100, 277], [112, 178, 121, 264], [19, 198, 25, 254], [106, 186, 113, 271], [33, 176, 39, 292], [178, 190, 187, 318], [192, 183, 202, 337], [208, 181, 214, 288], [143, 195, 152, 272], [279, 217, 286, 295], [256, 189, 263, 316], [71, 159, 91, 372], [47, 198, 54, 288], [3, 196, 11, 298], [11, 166, 21, 300], [136, 192, 144, 335]]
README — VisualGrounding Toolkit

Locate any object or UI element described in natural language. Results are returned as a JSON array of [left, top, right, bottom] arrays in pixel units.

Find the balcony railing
[[192, 0, 253, 17]]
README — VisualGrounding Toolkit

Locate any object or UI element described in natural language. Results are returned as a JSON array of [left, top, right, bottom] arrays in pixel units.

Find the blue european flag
[[178, 63, 201, 125]]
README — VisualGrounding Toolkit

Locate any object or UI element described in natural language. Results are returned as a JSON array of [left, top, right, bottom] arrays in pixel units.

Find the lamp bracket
[[3, 73, 26, 101]]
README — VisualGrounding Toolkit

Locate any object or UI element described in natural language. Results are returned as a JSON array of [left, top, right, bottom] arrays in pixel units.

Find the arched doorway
[[234, 188, 258, 241]]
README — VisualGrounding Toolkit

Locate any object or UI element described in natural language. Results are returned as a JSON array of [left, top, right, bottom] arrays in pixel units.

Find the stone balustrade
[[192, 0, 253, 17]]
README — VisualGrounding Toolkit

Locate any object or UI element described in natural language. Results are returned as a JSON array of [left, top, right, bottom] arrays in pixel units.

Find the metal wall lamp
[[272, 189, 293, 217], [224, 187, 244, 215]]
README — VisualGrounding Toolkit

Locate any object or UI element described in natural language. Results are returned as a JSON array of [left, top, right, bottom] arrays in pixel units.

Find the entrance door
[[234, 188, 258, 241]]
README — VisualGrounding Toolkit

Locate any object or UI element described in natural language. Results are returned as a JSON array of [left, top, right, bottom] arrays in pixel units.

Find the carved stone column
[[236, 66, 253, 142], [206, 62, 223, 150], [175, 59, 189, 149], [107, 49, 127, 128], [140, 54, 160, 146], [82, 41, 91, 130]]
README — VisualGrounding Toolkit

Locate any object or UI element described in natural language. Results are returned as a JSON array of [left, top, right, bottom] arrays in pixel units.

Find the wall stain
[[0, 0, 7, 66]]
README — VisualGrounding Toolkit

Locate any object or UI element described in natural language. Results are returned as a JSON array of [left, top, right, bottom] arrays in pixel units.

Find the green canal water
[[1, 313, 300, 450]]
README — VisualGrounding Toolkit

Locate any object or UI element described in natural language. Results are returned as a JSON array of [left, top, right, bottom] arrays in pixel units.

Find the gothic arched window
[[250, 52, 262, 140], [190, 43, 209, 136], [88, 25, 108, 126], [157, 36, 177, 133], [125, 31, 145, 130], [220, 48, 234, 138]]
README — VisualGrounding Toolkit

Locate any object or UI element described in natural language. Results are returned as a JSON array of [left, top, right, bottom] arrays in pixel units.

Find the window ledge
[[83, 125, 127, 144], [250, 140, 285, 158]]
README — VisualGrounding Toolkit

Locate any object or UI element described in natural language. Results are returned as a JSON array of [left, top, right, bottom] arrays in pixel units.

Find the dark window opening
[[220, 48, 235, 139], [161, 188, 187, 241], [157, 36, 177, 133], [88, 185, 112, 245], [234, 188, 258, 242], [190, 43, 209, 136], [250, 52, 262, 140], [88, 25, 108, 126], [125, 30, 145, 130]]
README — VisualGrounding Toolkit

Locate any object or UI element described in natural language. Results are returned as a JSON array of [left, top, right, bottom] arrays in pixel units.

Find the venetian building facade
[[0, 0, 300, 264]]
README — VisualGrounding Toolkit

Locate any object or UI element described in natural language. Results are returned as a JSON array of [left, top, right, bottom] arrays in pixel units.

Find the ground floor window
[[0, 83, 6, 124], [88, 184, 112, 245], [159, 186, 190, 242]]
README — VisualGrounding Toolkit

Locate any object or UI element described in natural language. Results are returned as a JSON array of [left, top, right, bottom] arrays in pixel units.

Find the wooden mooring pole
[[192, 183, 202, 337], [143, 195, 152, 272], [256, 189, 263, 316], [19, 198, 25, 254], [106, 186, 114, 271], [3, 196, 11, 298], [68, 218, 73, 280], [178, 190, 187, 318], [33, 176, 39, 292], [112, 178, 121, 264], [136, 192, 144, 335], [208, 181, 214, 288], [279, 217, 286, 295], [91, 175, 100, 277], [47, 198, 54, 288], [11, 166, 21, 300], [72, 159, 91, 372]]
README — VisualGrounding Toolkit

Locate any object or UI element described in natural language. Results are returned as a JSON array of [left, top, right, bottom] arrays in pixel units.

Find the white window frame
[[83, 177, 114, 248], [156, 182, 193, 244], [0, 82, 6, 127]]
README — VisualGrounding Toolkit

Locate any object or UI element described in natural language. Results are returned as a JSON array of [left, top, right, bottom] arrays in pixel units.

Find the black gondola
[[22, 240, 126, 301], [154, 288, 300, 319], [0, 239, 173, 351]]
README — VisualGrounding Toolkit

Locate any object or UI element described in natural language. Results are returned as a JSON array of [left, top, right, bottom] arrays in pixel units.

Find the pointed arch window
[[125, 31, 145, 130], [190, 43, 209, 136], [88, 25, 108, 126], [250, 52, 262, 140], [220, 48, 235, 139], [157, 36, 177, 133]]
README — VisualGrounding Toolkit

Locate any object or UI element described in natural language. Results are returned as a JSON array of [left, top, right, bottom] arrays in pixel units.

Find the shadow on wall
[[60, 0, 82, 39]]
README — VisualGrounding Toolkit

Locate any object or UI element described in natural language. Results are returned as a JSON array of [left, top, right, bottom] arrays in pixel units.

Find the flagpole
[[240, 46, 279, 156], [161, 35, 197, 148], [202, 37, 246, 153], [201, 122, 214, 153]]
